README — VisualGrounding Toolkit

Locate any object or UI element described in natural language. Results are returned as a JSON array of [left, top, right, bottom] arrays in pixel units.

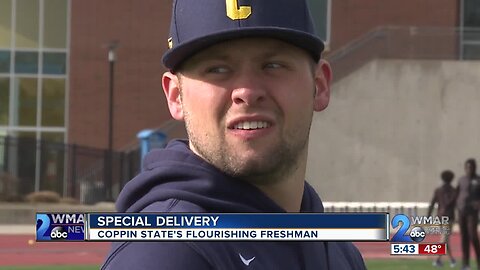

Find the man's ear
[[162, 72, 184, 120], [313, 60, 332, 112]]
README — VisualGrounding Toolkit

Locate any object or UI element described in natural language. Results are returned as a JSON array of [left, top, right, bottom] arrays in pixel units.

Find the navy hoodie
[[102, 140, 366, 270]]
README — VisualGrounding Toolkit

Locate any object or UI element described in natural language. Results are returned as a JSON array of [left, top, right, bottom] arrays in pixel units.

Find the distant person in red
[[428, 170, 457, 268], [457, 158, 480, 270]]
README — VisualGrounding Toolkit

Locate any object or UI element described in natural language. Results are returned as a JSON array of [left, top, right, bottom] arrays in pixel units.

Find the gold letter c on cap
[[226, 0, 251, 20]]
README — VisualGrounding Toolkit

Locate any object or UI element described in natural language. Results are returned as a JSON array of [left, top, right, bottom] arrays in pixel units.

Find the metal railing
[[326, 26, 480, 82], [323, 201, 430, 217], [0, 136, 141, 204], [0, 121, 185, 204]]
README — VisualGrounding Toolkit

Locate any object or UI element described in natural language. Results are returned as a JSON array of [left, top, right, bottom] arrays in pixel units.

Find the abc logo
[[50, 226, 68, 239], [409, 226, 425, 242]]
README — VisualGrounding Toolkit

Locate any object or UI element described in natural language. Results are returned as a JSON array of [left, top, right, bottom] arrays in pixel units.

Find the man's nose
[[230, 72, 267, 106]]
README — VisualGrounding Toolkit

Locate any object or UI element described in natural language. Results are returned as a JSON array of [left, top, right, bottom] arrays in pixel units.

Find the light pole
[[106, 42, 118, 201]]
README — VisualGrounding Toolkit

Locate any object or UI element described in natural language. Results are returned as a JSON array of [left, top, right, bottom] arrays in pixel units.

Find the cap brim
[[162, 27, 325, 71]]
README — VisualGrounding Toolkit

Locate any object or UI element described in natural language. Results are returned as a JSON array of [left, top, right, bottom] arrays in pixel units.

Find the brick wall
[[69, 0, 178, 149]]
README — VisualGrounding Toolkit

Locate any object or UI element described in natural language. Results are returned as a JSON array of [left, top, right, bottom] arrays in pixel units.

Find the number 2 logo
[[36, 214, 51, 240], [391, 214, 412, 242], [226, 0, 251, 20]]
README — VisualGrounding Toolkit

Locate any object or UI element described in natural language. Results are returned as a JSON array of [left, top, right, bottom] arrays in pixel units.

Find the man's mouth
[[232, 121, 271, 130]]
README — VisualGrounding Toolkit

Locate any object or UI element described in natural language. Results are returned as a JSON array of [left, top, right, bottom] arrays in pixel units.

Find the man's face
[[163, 38, 330, 184], [466, 162, 475, 177]]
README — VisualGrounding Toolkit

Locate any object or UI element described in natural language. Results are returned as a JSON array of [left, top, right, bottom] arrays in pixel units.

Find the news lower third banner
[[36, 213, 389, 241]]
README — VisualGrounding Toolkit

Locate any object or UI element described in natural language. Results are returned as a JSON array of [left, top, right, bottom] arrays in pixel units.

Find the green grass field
[[366, 258, 474, 269], [0, 259, 476, 270]]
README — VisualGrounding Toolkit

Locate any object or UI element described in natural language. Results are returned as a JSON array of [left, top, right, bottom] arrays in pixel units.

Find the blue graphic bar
[[88, 213, 388, 229]]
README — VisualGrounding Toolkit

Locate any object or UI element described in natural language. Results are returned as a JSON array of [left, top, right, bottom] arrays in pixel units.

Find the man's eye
[[206, 66, 229, 74], [264, 62, 283, 69]]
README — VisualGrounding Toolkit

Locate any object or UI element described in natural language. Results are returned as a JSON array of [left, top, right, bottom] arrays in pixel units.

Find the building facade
[[0, 0, 478, 199]]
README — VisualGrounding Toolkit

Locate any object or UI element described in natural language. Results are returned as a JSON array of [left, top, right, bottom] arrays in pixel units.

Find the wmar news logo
[[36, 213, 85, 241], [391, 214, 450, 243]]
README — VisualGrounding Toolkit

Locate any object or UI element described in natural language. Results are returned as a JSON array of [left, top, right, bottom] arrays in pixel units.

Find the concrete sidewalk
[[0, 224, 34, 234]]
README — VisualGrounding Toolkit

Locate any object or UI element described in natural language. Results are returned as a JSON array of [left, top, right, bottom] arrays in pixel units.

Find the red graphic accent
[[418, 243, 446, 255]]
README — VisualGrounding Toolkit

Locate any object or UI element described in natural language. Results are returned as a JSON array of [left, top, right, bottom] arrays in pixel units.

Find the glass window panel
[[39, 132, 64, 194], [15, 0, 39, 48], [14, 77, 37, 126], [462, 30, 480, 42], [0, 50, 10, 72], [42, 52, 66, 74], [41, 132, 64, 143], [0, 0, 12, 47], [0, 78, 9, 125], [43, 0, 67, 48], [463, 44, 480, 60], [15, 51, 38, 73], [308, 0, 329, 43], [464, 0, 480, 27], [15, 131, 36, 194], [40, 132, 65, 194], [41, 78, 65, 127], [0, 78, 10, 126], [0, 135, 4, 172]]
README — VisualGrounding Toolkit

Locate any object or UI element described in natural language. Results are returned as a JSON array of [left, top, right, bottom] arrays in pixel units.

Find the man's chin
[[227, 142, 278, 158], [226, 158, 277, 177]]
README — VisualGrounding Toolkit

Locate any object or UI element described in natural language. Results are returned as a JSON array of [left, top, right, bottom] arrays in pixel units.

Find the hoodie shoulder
[[142, 199, 206, 212], [328, 242, 366, 269], [102, 241, 212, 270]]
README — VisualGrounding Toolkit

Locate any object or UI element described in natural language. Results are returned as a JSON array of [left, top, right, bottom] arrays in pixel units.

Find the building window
[[462, 44, 480, 60], [41, 78, 65, 127], [42, 52, 66, 74], [44, 0, 68, 49], [15, 0, 40, 49], [14, 51, 38, 74], [0, 0, 69, 197], [0, 50, 10, 73], [15, 131, 37, 194], [39, 132, 65, 194], [0, 78, 8, 125], [461, 0, 480, 59], [464, 0, 480, 27], [14, 77, 38, 126], [308, 0, 331, 46], [0, 0, 12, 48]]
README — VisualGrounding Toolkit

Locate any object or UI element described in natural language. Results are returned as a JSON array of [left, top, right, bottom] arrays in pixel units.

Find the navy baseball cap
[[162, 0, 325, 71]]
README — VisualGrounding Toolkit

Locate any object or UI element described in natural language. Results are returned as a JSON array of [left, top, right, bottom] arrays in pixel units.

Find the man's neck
[[253, 155, 308, 212], [256, 179, 305, 212]]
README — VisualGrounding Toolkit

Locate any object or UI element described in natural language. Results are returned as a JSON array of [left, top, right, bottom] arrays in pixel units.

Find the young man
[[427, 170, 457, 268], [102, 0, 366, 269], [457, 158, 480, 270]]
